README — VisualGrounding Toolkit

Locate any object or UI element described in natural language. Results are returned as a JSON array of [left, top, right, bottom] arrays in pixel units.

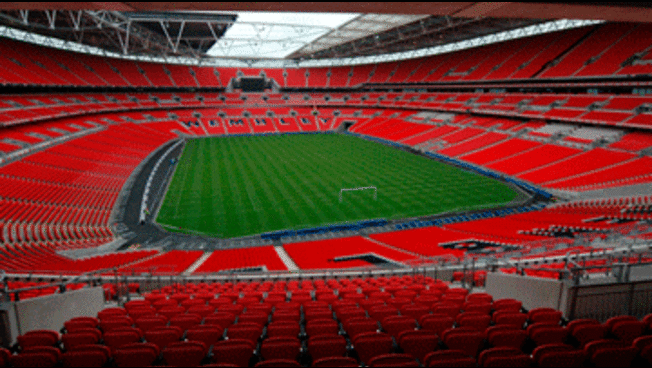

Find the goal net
[[339, 186, 377, 202]]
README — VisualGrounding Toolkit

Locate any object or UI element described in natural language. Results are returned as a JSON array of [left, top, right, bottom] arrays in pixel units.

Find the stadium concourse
[[1, 2, 652, 367]]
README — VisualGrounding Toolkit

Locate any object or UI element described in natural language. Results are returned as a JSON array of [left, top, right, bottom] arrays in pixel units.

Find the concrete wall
[[0, 287, 104, 347], [486, 272, 565, 312]]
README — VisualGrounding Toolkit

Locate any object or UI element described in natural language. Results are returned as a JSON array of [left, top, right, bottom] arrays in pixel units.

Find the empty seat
[[368, 353, 419, 367], [212, 339, 255, 367], [486, 326, 527, 350], [186, 305, 215, 318], [103, 328, 142, 353], [144, 326, 183, 351], [585, 339, 637, 367], [62, 350, 108, 367], [10, 352, 58, 368], [398, 330, 438, 362], [382, 316, 417, 338], [162, 341, 207, 366], [528, 308, 562, 325], [527, 323, 568, 346], [308, 334, 347, 362], [312, 356, 358, 367], [97, 308, 127, 320], [478, 347, 531, 367], [442, 328, 485, 358], [254, 359, 301, 367], [158, 306, 185, 320], [169, 313, 202, 332], [352, 331, 394, 364], [400, 304, 429, 321], [420, 315, 454, 336], [205, 312, 236, 327], [17, 330, 59, 349], [424, 350, 476, 367], [113, 343, 159, 367], [493, 299, 522, 312], [185, 325, 223, 348], [226, 324, 262, 345], [61, 332, 100, 350], [261, 336, 301, 361], [611, 320, 645, 343], [456, 313, 491, 331], [492, 311, 527, 328], [533, 344, 585, 368], [99, 317, 133, 333], [238, 312, 269, 326], [306, 319, 339, 336], [467, 293, 493, 304], [345, 318, 378, 340], [267, 321, 300, 338], [134, 316, 167, 332], [571, 323, 606, 347]]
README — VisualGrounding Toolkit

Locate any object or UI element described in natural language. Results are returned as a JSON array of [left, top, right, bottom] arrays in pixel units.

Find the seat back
[[162, 341, 207, 367], [352, 332, 393, 364], [260, 336, 301, 361], [308, 334, 347, 361]]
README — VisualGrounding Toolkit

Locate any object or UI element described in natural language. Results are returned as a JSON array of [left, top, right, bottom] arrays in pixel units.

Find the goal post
[[339, 186, 377, 202]]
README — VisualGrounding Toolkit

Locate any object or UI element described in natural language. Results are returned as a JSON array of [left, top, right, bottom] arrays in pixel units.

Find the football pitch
[[156, 133, 519, 238]]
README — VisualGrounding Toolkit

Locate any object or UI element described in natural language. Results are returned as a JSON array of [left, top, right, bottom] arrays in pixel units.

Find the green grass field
[[156, 134, 519, 238]]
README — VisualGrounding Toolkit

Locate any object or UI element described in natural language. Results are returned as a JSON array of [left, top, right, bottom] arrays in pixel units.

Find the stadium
[[0, 1, 652, 366]]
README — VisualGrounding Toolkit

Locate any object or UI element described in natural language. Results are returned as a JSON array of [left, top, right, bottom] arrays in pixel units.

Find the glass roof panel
[[206, 12, 359, 59]]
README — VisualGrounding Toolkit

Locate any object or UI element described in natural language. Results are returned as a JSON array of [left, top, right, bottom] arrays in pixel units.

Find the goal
[[339, 186, 377, 202]]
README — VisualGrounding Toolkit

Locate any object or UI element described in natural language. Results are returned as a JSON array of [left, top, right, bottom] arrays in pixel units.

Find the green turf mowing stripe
[[156, 134, 519, 238]]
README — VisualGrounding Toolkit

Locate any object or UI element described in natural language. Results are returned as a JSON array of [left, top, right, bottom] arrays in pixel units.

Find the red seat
[[611, 320, 645, 343], [466, 293, 493, 304], [308, 334, 347, 362], [400, 304, 430, 322], [493, 299, 521, 312], [103, 328, 141, 353], [238, 312, 269, 327], [424, 350, 476, 367], [144, 326, 183, 351], [62, 350, 107, 367], [9, 352, 58, 368], [306, 319, 340, 337], [382, 316, 417, 339], [267, 321, 300, 338], [63, 320, 97, 332], [492, 311, 527, 328], [398, 330, 438, 362], [66, 344, 110, 361], [486, 327, 527, 350], [260, 336, 301, 361], [162, 341, 207, 367], [312, 356, 358, 367], [113, 342, 159, 367], [205, 312, 236, 327], [186, 305, 216, 318], [337, 308, 366, 323], [254, 359, 301, 367], [158, 306, 185, 320], [369, 305, 399, 321], [442, 328, 485, 358], [352, 332, 393, 364], [528, 308, 562, 325], [134, 316, 167, 332], [99, 317, 133, 333], [456, 313, 491, 331], [227, 324, 262, 345], [432, 304, 460, 319], [419, 315, 454, 336], [605, 315, 638, 331], [17, 330, 59, 349], [21, 347, 61, 362], [368, 353, 419, 367], [527, 324, 568, 346], [185, 325, 223, 349], [97, 308, 127, 320], [212, 339, 255, 367], [479, 347, 531, 367], [535, 344, 585, 368], [588, 342, 638, 367], [345, 318, 378, 340], [61, 332, 100, 350], [153, 299, 177, 311], [65, 317, 99, 328], [571, 323, 606, 347], [169, 313, 202, 332]]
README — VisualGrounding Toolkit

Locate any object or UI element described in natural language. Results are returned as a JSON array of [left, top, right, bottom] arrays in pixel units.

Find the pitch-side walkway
[[274, 245, 299, 271]]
